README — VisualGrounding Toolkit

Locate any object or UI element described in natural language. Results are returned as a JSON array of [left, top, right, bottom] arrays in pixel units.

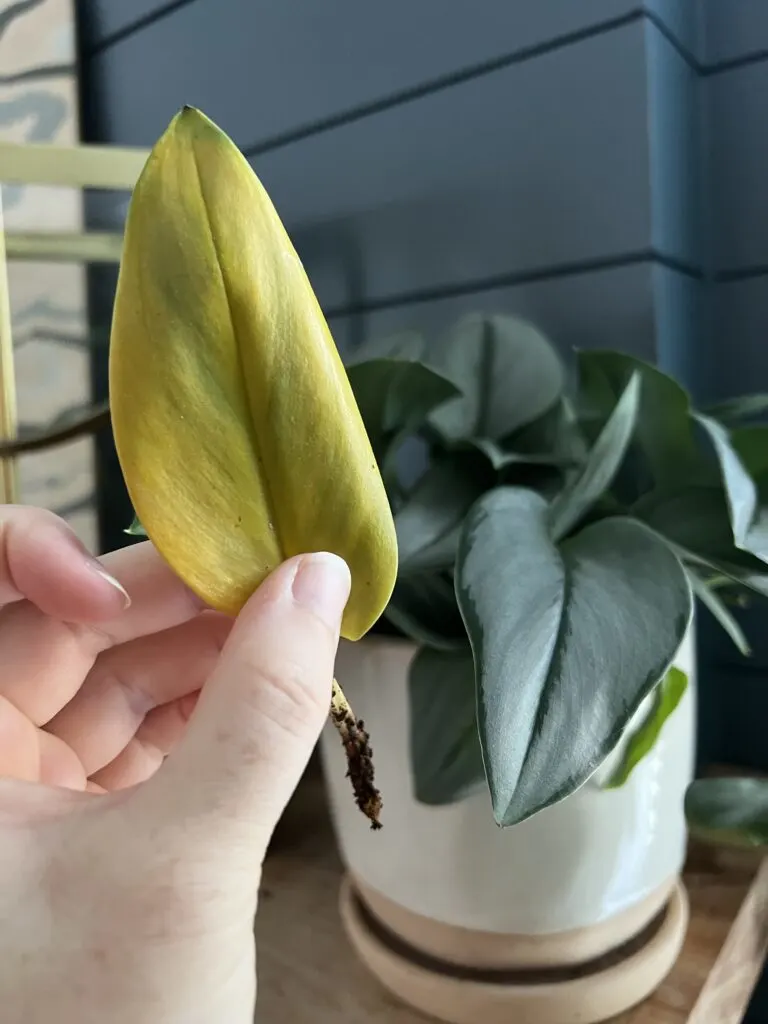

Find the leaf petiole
[[330, 679, 383, 830]]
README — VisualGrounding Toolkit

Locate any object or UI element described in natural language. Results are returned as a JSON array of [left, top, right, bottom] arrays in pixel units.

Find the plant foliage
[[343, 314, 768, 831]]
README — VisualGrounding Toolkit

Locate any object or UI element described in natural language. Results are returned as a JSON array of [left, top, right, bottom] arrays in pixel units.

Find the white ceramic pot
[[320, 628, 696, 970]]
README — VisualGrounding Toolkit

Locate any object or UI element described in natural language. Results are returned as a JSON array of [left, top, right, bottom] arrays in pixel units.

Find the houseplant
[[319, 313, 768, 1022], [35, 104, 763, 1020]]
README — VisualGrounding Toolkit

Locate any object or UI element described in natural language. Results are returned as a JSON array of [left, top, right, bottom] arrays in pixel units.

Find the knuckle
[[59, 617, 115, 658], [246, 657, 329, 736]]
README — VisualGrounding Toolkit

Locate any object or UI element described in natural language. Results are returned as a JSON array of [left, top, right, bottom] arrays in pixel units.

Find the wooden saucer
[[340, 875, 689, 1024]]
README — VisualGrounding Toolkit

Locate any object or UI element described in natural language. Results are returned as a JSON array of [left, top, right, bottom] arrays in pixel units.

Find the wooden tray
[[257, 777, 768, 1023]]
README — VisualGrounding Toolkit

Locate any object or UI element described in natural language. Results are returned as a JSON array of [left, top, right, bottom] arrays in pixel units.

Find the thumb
[[136, 552, 350, 861]]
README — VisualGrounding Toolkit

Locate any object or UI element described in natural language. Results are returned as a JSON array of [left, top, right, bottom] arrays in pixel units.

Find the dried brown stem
[[330, 678, 382, 830]]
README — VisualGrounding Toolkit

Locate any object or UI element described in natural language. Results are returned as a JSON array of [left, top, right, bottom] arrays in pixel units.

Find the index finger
[[0, 505, 129, 620]]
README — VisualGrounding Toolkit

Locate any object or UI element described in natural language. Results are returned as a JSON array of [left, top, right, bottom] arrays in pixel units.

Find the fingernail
[[87, 561, 132, 609], [292, 552, 351, 630]]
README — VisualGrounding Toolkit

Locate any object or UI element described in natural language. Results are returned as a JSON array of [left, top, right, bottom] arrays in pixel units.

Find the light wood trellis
[[0, 139, 148, 503]]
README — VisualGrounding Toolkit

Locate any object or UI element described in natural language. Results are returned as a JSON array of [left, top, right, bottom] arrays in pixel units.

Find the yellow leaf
[[109, 107, 397, 640]]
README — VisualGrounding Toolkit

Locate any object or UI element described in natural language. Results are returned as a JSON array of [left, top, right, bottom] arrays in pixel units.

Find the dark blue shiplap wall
[[78, 0, 768, 747], [78, 0, 705, 543], [78, 4, 768, 1012], [79, 1, 704, 365]]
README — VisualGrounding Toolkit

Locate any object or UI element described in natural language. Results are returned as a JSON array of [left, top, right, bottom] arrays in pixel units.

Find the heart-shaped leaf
[[385, 573, 467, 651], [687, 568, 751, 656], [109, 108, 397, 640], [686, 778, 768, 848], [456, 488, 692, 827], [605, 666, 688, 789], [409, 646, 486, 805], [549, 372, 640, 540], [428, 314, 564, 443]]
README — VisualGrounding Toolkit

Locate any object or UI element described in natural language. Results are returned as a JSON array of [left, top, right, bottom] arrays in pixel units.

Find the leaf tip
[[124, 515, 147, 538], [167, 104, 230, 152], [175, 103, 205, 124]]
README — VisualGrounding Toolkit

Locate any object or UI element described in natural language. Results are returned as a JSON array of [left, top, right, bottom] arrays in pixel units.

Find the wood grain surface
[[257, 774, 767, 1023]]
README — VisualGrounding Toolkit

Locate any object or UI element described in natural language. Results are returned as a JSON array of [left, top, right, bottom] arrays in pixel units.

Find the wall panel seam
[[83, 8, 649, 156], [240, 10, 650, 158], [83, 3, 768, 138], [82, 0, 200, 57], [323, 249, 702, 320], [715, 266, 768, 284]]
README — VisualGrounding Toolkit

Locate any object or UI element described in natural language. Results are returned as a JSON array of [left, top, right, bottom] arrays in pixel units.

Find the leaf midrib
[[511, 542, 571, 817], [189, 137, 284, 560]]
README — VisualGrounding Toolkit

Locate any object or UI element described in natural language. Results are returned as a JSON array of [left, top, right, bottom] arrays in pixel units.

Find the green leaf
[[346, 357, 460, 454], [455, 488, 692, 827], [125, 515, 147, 537], [685, 778, 768, 848], [385, 573, 467, 651], [604, 667, 688, 789], [686, 568, 751, 656], [395, 453, 493, 573], [549, 372, 640, 540], [428, 314, 564, 443], [694, 413, 757, 549], [577, 350, 699, 490], [634, 485, 768, 594], [409, 646, 486, 805], [705, 394, 768, 424], [684, 550, 768, 601], [398, 524, 462, 575], [634, 485, 728, 554], [347, 330, 428, 366]]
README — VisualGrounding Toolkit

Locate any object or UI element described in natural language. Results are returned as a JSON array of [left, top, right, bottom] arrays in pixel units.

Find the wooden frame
[[0, 139, 148, 501]]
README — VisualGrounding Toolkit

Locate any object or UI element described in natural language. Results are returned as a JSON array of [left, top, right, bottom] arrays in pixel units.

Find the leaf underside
[[605, 666, 688, 789]]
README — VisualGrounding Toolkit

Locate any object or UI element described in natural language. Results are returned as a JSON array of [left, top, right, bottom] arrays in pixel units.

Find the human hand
[[0, 505, 350, 1023]]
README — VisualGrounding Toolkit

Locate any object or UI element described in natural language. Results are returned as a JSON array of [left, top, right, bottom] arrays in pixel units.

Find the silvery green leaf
[[456, 488, 692, 827]]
